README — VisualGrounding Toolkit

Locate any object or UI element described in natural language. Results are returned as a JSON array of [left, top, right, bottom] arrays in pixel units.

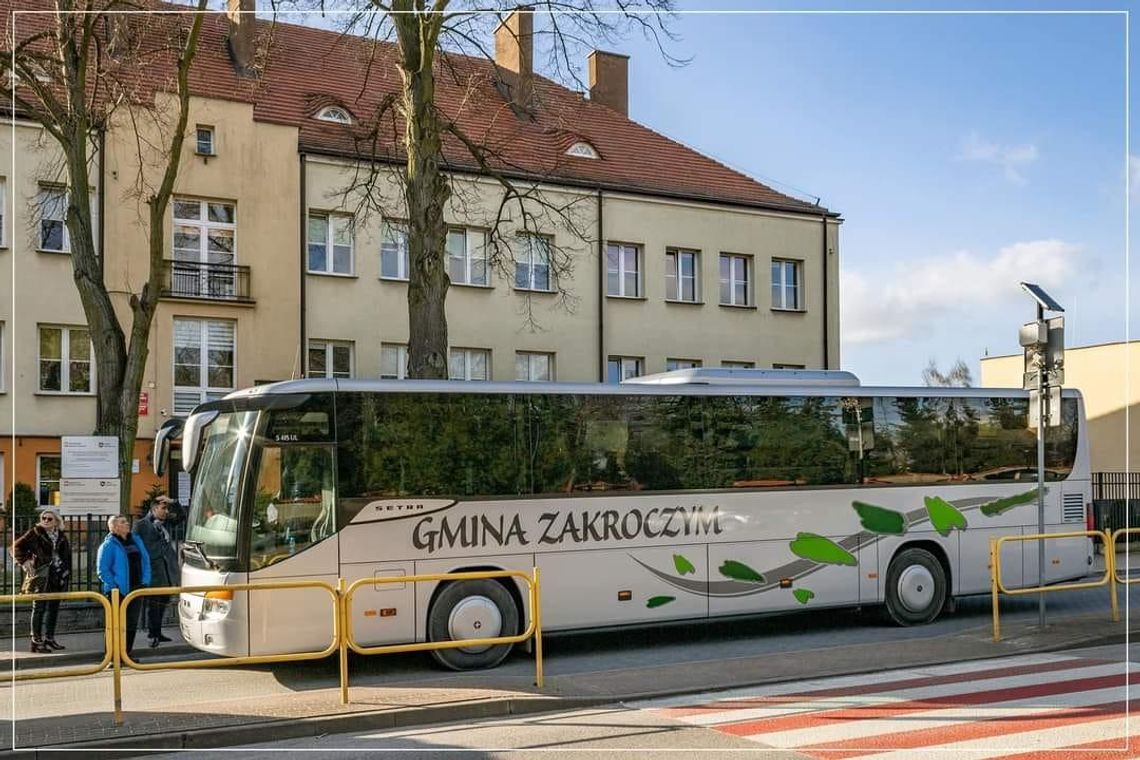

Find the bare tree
[[3, 0, 209, 513], [922, 358, 974, 388], [316, 1, 679, 378]]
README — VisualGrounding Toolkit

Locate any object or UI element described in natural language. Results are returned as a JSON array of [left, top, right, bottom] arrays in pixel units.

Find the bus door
[[245, 442, 340, 656]]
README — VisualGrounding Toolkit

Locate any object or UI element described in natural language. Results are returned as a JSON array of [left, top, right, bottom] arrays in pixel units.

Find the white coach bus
[[154, 369, 1092, 670]]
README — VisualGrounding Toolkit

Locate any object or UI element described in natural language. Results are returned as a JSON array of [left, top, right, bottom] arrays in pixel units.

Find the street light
[[1018, 282, 1064, 629]]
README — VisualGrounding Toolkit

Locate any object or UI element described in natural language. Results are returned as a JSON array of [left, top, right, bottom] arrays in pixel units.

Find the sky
[[596, 1, 1133, 386]]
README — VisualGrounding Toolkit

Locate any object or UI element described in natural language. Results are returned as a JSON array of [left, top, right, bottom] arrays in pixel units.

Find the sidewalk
[[3, 604, 1136, 759]]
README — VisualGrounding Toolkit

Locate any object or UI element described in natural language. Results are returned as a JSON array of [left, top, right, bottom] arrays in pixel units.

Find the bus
[[153, 369, 1092, 670]]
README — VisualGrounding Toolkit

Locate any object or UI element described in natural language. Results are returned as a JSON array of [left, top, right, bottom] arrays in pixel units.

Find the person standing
[[12, 509, 72, 653], [133, 496, 180, 648], [97, 515, 151, 657]]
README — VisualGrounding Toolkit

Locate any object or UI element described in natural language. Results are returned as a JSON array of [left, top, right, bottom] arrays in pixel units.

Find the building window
[[380, 221, 409, 280], [38, 186, 68, 252], [447, 228, 488, 286], [719, 253, 751, 306], [607, 355, 644, 384], [316, 106, 353, 124], [771, 258, 803, 310], [195, 126, 215, 156], [449, 348, 491, 381], [380, 343, 409, 379], [37, 455, 61, 507], [722, 360, 755, 369], [773, 363, 805, 369], [308, 340, 353, 379], [566, 141, 599, 159], [38, 325, 93, 394], [666, 358, 701, 371], [0, 321, 5, 392], [514, 234, 552, 292], [308, 212, 354, 275], [172, 198, 237, 298], [606, 243, 641, 297], [666, 248, 699, 302], [173, 318, 235, 415], [515, 351, 554, 382]]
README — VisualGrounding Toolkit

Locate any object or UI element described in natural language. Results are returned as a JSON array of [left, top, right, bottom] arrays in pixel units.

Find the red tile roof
[[4, 4, 836, 216]]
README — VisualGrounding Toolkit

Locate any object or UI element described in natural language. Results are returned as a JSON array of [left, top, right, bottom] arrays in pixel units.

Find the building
[[0, 5, 842, 512], [980, 341, 1140, 473]]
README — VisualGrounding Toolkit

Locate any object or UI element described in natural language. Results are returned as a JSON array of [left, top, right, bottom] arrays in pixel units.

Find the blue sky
[[602, 3, 1132, 386]]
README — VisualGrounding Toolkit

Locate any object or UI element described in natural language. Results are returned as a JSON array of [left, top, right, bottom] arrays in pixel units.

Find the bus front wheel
[[884, 547, 947, 626], [427, 579, 519, 670]]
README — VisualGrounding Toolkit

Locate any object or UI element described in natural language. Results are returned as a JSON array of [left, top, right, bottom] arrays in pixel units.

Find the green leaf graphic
[[980, 488, 1041, 517], [793, 588, 815, 605], [673, 554, 696, 576], [852, 501, 907, 535], [924, 496, 968, 536], [789, 532, 857, 566], [646, 596, 675, 609], [718, 560, 766, 583]]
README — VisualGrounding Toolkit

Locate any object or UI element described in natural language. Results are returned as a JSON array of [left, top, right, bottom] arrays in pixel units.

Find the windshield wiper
[[182, 539, 220, 572]]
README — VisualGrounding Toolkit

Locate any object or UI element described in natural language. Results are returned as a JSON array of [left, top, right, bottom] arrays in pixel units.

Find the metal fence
[[1092, 472, 1140, 546], [3, 513, 186, 595]]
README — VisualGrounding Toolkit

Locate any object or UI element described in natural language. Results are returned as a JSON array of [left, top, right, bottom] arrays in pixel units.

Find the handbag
[[20, 563, 50, 595]]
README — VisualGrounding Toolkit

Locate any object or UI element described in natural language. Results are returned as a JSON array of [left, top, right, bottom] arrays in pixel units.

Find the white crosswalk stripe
[[639, 653, 1138, 759]]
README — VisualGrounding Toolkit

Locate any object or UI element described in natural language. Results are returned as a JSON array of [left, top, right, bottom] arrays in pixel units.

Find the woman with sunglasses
[[13, 508, 72, 653]]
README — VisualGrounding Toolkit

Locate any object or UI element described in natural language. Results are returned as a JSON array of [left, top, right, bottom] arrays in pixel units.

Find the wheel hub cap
[[448, 595, 503, 654], [897, 565, 935, 613]]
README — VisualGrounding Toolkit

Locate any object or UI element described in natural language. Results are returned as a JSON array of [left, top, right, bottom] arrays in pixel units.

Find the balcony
[[161, 259, 253, 303]]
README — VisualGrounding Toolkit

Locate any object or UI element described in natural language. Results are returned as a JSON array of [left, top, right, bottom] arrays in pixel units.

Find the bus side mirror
[[153, 418, 184, 477]]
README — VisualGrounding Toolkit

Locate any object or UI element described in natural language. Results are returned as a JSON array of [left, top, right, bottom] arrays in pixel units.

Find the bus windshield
[[185, 410, 258, 565]]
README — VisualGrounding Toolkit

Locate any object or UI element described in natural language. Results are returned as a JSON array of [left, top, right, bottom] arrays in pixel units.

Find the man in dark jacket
[[133, 496, 180, 648]]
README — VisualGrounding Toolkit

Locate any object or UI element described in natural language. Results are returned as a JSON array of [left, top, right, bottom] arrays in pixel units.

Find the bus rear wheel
[[427, 579, 519, 671], [884, 547, 947, 626]]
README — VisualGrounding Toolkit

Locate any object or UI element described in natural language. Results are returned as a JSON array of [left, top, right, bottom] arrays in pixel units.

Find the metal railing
[[161, 259, 252, 302], [990, 530, 1113, 641], [5, 568, 545, 724]]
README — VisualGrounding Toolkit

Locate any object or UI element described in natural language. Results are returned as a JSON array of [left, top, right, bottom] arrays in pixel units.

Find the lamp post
[[1017, 282, 1065, 628]]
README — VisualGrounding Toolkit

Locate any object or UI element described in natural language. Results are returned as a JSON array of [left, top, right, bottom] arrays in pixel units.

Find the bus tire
[[884, 547, 946, 626], [427, 579, 519, 671]]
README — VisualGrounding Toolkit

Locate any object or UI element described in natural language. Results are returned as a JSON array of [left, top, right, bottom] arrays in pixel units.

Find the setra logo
[[354, 498, 457, 523]]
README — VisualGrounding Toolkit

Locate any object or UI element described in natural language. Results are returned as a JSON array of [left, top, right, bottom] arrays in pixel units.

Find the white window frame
[[771, 258, 804, 311], [513, 234, 553, 292], [666, 248, 699, 303], [447, 227, 489, 286], [307, 339, 354, 379], [566, 141, 599, 159], [719, 253, 752, 307], [380, 343, 409, 379], [37, 454, 61, 507], [607, 355, 644, 384], [317, 106, 353, 124], [307, 212, 355, 276], [666, 358, 702, 372], [173, 318, 236, 415], [172, 197, 237, 265], [38, 185, 68, 252], [449, 347, 491, 381], [606, 242, 642, 298], [380, 221, 410, 281], [515, 351, 554, 382], [722, 360, 756, 369], [37, 324, 94, 395], [195, 125, 216, 156]]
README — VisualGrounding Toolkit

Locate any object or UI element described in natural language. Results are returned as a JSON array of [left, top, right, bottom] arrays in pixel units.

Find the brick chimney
[[588, 50, 629, 116], [494, 8, 534, 111], [227, 0, 257, 75]]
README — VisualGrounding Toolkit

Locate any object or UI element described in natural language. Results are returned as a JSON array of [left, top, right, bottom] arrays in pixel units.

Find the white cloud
[[957, 131, 1039, 184], [842, 239, 1082, 346]]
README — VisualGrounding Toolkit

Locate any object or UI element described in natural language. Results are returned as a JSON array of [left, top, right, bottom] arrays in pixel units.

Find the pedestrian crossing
[[639, 652, 1138, 759]]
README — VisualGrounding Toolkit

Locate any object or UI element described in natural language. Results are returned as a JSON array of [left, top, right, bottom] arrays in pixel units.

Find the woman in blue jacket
[[97, 515, 151, 657]]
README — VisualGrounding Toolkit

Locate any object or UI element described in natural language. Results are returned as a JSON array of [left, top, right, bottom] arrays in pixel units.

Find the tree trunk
[[397, 15, 450, 380]]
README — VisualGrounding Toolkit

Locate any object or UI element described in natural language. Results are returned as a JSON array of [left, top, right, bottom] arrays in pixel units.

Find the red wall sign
[[139, 391, 149, 416]]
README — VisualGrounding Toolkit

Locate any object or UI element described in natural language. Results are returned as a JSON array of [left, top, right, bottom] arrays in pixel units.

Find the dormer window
[[566, 141, 599, 159], [316, 106, 353, 125]]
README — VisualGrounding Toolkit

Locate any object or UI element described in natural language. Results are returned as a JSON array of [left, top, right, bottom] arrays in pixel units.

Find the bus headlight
[[200, 590, 233, 619]]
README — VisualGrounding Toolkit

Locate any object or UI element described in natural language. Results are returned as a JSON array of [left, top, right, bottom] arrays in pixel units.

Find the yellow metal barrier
[[1107, 528, 1140, 624], [343, 567, 544, 698], [0, 590, 114, 681], [990, 530, 1112, 641]]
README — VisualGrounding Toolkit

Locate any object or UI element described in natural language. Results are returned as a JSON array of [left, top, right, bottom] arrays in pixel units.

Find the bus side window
[[249, 444, 336, 570]]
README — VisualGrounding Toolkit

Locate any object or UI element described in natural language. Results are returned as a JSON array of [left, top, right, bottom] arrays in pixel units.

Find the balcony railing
[[161, 259, 252, 302]]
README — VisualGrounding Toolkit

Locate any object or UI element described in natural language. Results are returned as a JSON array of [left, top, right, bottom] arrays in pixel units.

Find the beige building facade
[[2, 9, 842, 512], [980, 341, 1140, 473]]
